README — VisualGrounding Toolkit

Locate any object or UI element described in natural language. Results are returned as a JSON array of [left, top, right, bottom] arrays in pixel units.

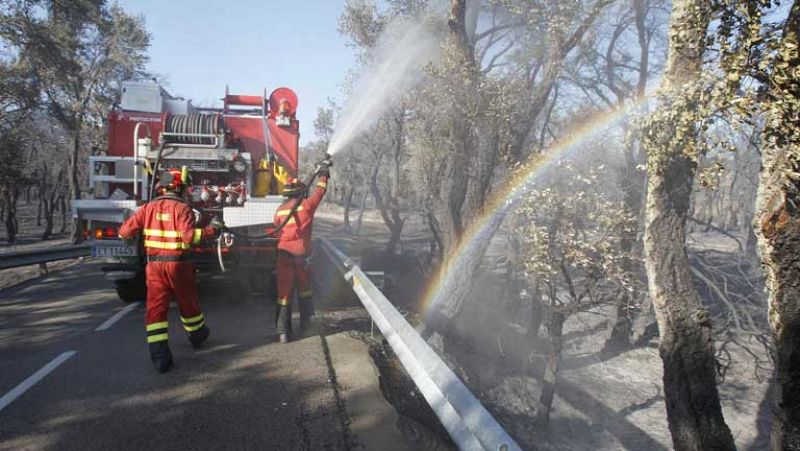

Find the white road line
[[0, 351, 77, 413], [95, 302, 140, 331]]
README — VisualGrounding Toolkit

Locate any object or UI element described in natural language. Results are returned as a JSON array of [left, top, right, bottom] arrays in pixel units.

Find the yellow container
[[254, 159, 290, 196], [272, 163, 288, 194], [254, 159, 270, 196]]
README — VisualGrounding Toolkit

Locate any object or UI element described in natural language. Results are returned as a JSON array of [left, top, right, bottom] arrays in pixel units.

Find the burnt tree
[[754, 2, 800, 449], [641, 0, 736, 449]]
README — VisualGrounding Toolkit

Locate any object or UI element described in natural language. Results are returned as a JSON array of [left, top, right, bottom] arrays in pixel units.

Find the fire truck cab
[[73, 81, 300, 302]]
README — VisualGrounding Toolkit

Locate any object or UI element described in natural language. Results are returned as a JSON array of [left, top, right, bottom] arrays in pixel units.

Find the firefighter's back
[[141, 197, 193, 256]]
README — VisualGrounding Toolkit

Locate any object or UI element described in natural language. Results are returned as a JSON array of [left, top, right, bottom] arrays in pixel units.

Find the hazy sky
[[116, 1, 356, 145]]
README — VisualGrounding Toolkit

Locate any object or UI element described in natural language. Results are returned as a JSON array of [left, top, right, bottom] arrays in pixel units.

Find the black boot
[[149, 342, 173, 373], [188, 325, 210, 348], [275, 304, 292, 343]]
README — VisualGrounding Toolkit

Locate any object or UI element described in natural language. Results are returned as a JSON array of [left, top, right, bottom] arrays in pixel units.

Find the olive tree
[[639, 0, 736, 448], [753, 2, 800, 448], [1, 1, 150, 242], [517, 162, 637, 425]]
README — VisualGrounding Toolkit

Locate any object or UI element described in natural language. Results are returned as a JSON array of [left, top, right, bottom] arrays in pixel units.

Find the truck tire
[[115, 276, 147, 303]]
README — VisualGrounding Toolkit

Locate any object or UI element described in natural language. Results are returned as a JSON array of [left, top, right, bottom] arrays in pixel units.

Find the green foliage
[[0, 1, 150, 130], [516, 163, 638, 311], [0, 59, 39, 196], [339, 0, 386, 52], [706, 0, 799, 194], [641, 0, 796, 179], [0, 127, 31, 184]]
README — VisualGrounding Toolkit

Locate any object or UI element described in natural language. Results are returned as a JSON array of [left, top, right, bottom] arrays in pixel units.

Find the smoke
[[327, 11, 441, 156]]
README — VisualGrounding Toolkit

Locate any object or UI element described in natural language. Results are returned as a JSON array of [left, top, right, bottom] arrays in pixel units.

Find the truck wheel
[[115, 276, 147, 303]]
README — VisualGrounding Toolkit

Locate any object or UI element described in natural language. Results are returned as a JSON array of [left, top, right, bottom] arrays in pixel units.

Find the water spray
[[326, 12, 441, 156], [420, 95, 655, 316]]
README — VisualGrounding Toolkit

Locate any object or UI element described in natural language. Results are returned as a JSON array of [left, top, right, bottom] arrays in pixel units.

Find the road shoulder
[[326, 332, 409, 451]]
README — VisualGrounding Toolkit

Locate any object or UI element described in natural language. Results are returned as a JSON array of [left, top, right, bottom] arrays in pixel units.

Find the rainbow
[[420, 96, 652, 316]]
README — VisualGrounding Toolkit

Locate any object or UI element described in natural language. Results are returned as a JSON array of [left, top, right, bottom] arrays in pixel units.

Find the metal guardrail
[[0, 245, 90, 271], [319, 238, 522, 451]]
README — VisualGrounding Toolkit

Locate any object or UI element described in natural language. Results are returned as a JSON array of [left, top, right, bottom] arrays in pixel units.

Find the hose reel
[[163, 114, 224, 145]]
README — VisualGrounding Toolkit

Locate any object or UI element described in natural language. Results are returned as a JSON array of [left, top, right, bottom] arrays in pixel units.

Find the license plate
[[93, 245, 137, 257]]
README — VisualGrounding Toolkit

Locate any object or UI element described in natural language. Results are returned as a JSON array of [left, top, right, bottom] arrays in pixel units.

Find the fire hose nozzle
[[314, 155, 333, 175]]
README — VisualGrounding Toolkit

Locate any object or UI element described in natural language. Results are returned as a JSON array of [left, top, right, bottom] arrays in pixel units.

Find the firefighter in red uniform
[[273, 159, 331, 343], [119, 167, 221, 372]]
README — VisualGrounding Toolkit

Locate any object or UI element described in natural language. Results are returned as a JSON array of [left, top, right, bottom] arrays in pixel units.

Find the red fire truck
[[73, 81, 300, 302]]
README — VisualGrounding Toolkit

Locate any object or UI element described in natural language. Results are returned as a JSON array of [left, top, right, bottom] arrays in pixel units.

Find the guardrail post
[[38, 263, 48, 276]]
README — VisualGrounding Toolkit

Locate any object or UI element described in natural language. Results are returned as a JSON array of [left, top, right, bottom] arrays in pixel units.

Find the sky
[[116, 0, 356, 145]]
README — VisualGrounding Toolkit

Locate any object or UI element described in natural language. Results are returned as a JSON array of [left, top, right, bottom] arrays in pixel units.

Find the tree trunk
[[537, 309, 565, 426], [753, 3, 800, 450], [646, 154, 735, 451], [370, 159, 405, 254], [42, 198, 54, 240], [69, 130, 84, 243], [422, 0, 488, 330], [343, 187, 354, 234], [428, 0, 613, 330], [605, 296, 633, 351], [386, 218, 403, 254], [606, 141, 645, 351], [59, 196, 68, 234], [642, 1, 735, 449], [605, 7, 650, 351], [430, 210, 505, 321], [355, 190, 368, 236], [606, 0, 650, 347], [36, 196, 43, 227], [3, 188, 19, 243]]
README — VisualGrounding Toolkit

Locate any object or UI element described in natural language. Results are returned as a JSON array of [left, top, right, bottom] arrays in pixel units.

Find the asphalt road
[[0, 260, 401, 451]]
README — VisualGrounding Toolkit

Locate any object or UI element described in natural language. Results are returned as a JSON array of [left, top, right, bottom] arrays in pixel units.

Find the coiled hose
[[164, 114, 223, 145]]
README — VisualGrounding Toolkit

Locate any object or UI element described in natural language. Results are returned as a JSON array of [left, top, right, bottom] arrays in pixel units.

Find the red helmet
[[159, 166, 191, 192]]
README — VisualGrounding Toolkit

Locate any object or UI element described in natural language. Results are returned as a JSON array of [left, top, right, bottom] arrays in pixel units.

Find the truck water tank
[[120, 82, 163, 113]]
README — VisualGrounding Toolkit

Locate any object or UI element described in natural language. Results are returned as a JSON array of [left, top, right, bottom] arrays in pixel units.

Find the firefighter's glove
[[208, 216, 224, 232], [315, 158, 332, 177]]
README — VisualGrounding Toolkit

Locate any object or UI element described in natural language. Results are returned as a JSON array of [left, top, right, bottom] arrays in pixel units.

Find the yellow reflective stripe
[[146, 321, 169, 331], [181, 313, 204, 324], [285, 218, 296, 225], [147, 333, 169, 343], [144, 229, 182, 238], [144, 240, 189, 250], [317, 182, 327, 189], [276, 206, 304, 216], [300, 289, 313, 298], [277, 298, 291, 306], [183, 321, 205, 332], [192, 228, 203, 244]]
